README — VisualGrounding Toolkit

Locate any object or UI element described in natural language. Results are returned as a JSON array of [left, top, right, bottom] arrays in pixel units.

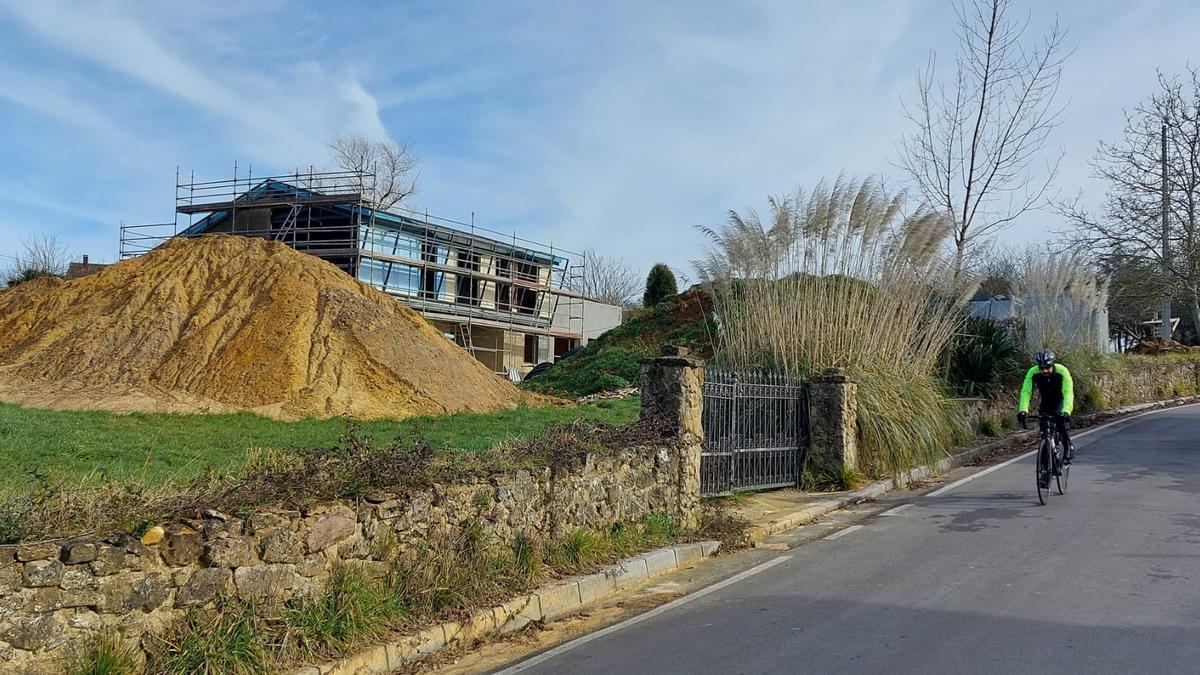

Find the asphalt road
[[499, 405, 1200, 675]]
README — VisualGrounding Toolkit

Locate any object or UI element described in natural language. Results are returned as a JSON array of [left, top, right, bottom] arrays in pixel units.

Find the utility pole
[[1161, 123, 1173, 341]]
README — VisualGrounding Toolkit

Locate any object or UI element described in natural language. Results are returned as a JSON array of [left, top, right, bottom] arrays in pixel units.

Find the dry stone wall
[[0, 445, 690, 673], [1090, 360, 1199, 408]]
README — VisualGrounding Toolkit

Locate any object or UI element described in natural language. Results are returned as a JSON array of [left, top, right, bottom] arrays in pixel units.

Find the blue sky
[[1, 0, 1197, 278]]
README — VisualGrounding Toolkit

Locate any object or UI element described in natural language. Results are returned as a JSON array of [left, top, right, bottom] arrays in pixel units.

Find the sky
[[0, 0, 1198, 279]]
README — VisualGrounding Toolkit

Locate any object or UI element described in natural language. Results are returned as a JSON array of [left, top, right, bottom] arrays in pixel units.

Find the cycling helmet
[[1034, 349, 1055, 367]]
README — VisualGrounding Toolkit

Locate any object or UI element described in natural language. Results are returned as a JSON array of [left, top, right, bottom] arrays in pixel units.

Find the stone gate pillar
[[807, 368, 859, 475], [639, 345, 704, 528]]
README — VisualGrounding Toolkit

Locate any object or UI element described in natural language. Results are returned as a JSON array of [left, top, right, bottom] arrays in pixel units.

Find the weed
[[802, 465, 865, 492], [510, 533, 543, 583], [278, 566, 406, 660], [999, 415, 1016, 430], [148, 602, 269, 675], [65, 632, 139, 675], [978, 418, 999, 438], [641, 512, 676, 543], [547, 529, 608, 572]]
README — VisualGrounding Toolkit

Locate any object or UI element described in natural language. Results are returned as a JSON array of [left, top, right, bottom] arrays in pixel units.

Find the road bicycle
[[1025, 414, 1069, 505]]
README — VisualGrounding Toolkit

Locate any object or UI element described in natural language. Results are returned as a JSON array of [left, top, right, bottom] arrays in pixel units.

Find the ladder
[[273, 203, 303, 242], [455, 322, 476, 355]]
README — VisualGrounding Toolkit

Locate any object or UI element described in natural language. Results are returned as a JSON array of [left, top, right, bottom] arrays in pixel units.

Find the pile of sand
[[0, 235, 529, 419]]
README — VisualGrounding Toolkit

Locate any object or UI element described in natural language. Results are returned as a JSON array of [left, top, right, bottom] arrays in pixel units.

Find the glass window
[[357, 257, 419, 297]]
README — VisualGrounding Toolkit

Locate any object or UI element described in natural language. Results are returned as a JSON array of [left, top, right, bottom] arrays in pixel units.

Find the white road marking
[[823, 525, 864, 540], [926, 402, 1200, 497], [879, 503, 913, 516], [493, 555, 793, 674], [926, 450, 1035, 497]]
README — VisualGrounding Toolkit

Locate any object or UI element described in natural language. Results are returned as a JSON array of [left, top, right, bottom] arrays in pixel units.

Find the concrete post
[[639, 345, 704, 528], [807, 368, 859, 475]]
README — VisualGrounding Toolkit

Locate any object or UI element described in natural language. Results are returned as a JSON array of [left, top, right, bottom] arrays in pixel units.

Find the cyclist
[[1017, 349, 1075, 487]]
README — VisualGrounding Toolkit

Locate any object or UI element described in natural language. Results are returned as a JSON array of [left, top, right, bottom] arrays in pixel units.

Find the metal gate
[[700, 369, 808, 496]]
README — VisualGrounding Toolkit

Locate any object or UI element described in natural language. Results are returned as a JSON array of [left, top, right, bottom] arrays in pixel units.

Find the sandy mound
[[0, 235, 529, 419]]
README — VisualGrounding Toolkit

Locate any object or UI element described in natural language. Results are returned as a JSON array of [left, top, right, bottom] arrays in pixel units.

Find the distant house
[[119, 171, 622, 377], [970, 292, 1109, 352], [65, 255, 108, 280]]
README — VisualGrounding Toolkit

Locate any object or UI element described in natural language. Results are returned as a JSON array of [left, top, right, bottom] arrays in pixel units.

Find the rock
[[140, 526, 165, 546], [67, 610, 103, 630], [159, 525, 203, 567], [245, 512, 289, 534], [15, 543, 60, 562], [202, 539, 254, 568], [26, 587, 102, 613], [105, 535, 156, 571], [22, 561, 63, 587], [1, 614, 63, 652], [258, 529, 302, 564], [233, 564, 295, 600], [296, 555, 327, 578], [59, 541, 97, 564], [176, 568, 230, 607], [59, 567, 96, 592], [89, 545, 126, 576], [0, 564, 21, 596], [305, 508, 356, 553], [99, 573, 169, 613], [203, 508, 230, 521]]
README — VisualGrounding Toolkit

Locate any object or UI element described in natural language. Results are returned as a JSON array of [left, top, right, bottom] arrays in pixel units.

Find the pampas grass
[[694, 177, 971, 476]]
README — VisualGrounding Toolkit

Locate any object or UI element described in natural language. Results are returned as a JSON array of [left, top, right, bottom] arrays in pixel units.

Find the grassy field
[[0, 398, 640, 490]]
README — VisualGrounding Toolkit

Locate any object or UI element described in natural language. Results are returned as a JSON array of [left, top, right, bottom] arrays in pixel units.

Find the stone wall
[[1089, 359, 1199, 408], [0, 445, 689, 672]]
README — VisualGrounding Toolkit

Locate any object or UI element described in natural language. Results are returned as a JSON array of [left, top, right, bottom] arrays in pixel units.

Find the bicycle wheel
[[1056, 444, 1069, 495], [1037, 440, 1051, 505]]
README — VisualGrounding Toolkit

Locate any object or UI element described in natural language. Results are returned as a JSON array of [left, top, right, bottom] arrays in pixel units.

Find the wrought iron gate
[[700, 369, 808, 496]]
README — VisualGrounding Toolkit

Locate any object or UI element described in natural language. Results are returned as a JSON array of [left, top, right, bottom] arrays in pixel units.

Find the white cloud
[[0, 0, 386, 167]]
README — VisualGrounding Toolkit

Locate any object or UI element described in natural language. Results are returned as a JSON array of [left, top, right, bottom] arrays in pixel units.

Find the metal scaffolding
[[119, 166, 587, 376]]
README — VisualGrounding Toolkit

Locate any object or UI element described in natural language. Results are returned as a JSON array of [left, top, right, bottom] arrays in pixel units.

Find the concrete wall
[[549, 298, 623, 344]]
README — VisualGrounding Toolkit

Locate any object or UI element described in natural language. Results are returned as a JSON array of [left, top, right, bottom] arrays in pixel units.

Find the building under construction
[[120, 169, 621, 377]]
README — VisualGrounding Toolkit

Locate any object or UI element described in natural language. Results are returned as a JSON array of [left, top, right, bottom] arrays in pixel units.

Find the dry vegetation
[[694, 177, 972, 476]]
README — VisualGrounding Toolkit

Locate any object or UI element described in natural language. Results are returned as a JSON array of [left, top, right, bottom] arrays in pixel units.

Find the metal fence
[[700, 368, 809, 496]]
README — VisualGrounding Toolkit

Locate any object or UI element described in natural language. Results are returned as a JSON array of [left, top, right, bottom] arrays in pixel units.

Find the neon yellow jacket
[[1018, 363, 1074, 414]]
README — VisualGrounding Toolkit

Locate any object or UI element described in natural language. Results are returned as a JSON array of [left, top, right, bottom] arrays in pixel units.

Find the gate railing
[[700, 368, 808, 496]]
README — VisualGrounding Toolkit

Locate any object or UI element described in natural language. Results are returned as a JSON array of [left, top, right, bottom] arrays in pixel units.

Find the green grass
[[0, 399, 640, 490], [522, 289, 715, 398]]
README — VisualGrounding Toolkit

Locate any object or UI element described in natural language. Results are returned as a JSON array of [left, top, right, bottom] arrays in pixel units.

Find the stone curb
[[290, 540, 721, 675], [746, 395, 1200, 545]]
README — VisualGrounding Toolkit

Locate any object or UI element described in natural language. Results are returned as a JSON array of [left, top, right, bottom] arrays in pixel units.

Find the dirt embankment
[[0, 235, 529, 419]]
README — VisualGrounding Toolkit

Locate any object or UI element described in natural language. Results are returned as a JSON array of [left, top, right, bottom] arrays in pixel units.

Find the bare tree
[[898, 0, 1069, 278], [569, 248, 641, 307], [4, 233, 71, 287], [329, 135, 419, 211], [1060, 68, 1200, 337]]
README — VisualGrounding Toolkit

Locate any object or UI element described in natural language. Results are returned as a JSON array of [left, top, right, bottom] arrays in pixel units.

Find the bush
[[643, 263, 678, 307], [978, 417, 999, 437], [946, 316, 1024, 398]]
